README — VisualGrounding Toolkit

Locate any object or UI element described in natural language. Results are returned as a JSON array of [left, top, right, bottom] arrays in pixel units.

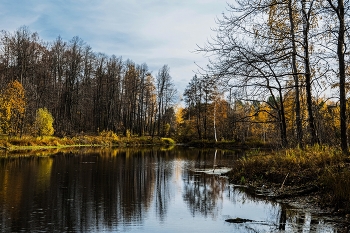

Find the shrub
[[100, 130, 119, 142], [161, 137, 175, 145], [126, 129, 131, 138], [35, 108, 54, 136]]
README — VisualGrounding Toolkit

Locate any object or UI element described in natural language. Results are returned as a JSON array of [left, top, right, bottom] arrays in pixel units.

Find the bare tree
[[323, 0, 349, 153], [156, 65, 176, 136]]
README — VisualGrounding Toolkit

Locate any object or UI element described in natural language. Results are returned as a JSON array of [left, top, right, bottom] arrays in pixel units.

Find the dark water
[[0, 147, 343, 232]]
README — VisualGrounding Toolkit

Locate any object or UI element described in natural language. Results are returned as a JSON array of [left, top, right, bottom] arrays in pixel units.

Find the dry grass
[[228, 145, 350, 212], [230, 145, 342, 184], [0, 132, 175, 151], [320, 167, 350, 211]]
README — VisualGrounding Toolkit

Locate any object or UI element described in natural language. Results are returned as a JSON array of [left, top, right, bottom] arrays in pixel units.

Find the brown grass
[[0, 133, 175, 150], [228, 145, 350, 212]]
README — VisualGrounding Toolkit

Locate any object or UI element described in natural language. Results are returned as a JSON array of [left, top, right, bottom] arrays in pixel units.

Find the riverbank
[[225, 145, 350, 216], [186, 139, 272, 150], [2, 135, 349, 216], [0, 133, 175, 154]]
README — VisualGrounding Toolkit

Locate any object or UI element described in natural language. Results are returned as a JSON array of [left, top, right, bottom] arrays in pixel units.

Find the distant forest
[[0, 26, 177, 138]]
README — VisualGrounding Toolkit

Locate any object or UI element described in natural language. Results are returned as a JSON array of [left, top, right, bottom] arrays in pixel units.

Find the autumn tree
[[196, 0, 296, 146], [195, 0, 337, 147], [0, 80, 26, 136], [35, 108, 54, 136], [323, 0, 349, 153], [265, 0, 321, 145], [0, 27, 170, 138]]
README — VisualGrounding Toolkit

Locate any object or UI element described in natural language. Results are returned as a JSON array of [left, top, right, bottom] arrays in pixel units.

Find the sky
[[0, 0, 228, 100]]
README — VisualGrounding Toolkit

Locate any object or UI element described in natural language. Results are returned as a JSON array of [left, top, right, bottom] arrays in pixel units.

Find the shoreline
[[227, 180, 350, 229], [2, 137, 350, 218]]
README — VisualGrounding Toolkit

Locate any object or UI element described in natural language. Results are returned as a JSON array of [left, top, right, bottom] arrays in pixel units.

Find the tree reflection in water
[[182, 170, 225, 218], [0, 148, 342, 233]]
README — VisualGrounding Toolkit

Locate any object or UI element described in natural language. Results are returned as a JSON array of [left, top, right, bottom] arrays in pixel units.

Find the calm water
[[0, 147, 342, 232]]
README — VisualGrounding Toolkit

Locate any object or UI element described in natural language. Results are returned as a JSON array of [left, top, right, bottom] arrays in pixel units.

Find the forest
[[0, 26, 177, 139], [0, 0, 350, 151], [186, 0, 350, 151]]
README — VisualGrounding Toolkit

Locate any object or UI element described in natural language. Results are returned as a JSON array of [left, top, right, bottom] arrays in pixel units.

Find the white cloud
[[0, 0, 228, 96]]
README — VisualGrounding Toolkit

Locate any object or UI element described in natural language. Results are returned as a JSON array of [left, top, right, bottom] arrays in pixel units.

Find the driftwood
[[280, 173, 289, 190], [225, 218, 254, 223]]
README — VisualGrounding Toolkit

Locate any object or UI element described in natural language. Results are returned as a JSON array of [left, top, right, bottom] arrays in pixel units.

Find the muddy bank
[[229, 147, 350, 205], [222, 145, 350, 230], [229, 183, 350, 231]]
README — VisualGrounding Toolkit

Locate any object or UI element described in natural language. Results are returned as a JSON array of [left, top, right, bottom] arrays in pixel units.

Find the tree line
[[0, 26, 176, 137], [176, 0, 350, 150], [2, 0, 348, 150]]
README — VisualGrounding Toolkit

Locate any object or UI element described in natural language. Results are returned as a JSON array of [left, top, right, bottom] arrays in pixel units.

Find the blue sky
[[1, 0, 228, 98]]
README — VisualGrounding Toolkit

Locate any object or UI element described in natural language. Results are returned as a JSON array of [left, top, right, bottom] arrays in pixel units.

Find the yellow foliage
[[0, 80, 26, 135], [250, 103, 272, 142], [35, 108, 54, 136], [175, 106, 184, 125]]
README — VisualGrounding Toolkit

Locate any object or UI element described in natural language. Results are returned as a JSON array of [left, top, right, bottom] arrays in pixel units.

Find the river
[[0, 147, 344, 232]]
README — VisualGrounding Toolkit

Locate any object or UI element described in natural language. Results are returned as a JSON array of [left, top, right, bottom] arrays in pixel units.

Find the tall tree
[[324, 0, 348, 153], [301, 0, 319, 145], [60, 36, 84, 133], [287, 0, 304, 146], [184, 75, 203, 139], [156, 65, 176, 136]]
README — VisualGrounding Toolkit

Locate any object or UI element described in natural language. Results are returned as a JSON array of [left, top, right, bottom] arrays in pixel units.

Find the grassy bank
[[0, 132, 176, 152], [226, 145, 350, 213]]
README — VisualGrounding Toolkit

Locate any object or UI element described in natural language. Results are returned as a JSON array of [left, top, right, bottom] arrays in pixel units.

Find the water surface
[[0, 147, 342, 232]]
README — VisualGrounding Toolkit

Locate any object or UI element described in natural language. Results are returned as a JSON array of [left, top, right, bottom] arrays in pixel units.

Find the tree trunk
[[327, 0, 348, 153], [302, 0, 319, 145], [288, 0, 303, 147], [337, 0, 348, 153], [213, 100, 217, 142]]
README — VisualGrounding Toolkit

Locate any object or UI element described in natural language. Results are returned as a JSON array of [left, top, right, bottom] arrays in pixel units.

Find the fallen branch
[[280, 173, 289, 190], [225, 218, 254, 223]]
